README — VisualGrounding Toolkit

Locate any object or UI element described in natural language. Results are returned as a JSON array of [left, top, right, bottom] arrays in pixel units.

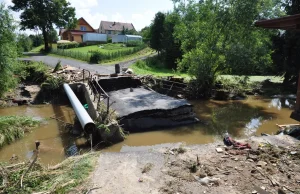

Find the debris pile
[[51, 65, 89, 83], [161, 136, 300, 194]]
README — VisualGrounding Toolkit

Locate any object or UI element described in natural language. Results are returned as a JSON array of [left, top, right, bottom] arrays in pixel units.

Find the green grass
[[102, 47, 155, 65], [130, 56, 189, 78], [219, 75, 283, 83], [30, 44, 57, 52], [68, 43, 132, 54], [131, 59, 284, 84], [1, 152, 99, 193], [0, 116, 40, 148]]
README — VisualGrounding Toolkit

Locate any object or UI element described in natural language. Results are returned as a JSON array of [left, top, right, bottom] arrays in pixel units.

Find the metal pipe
[[63, 84, 95, 134]]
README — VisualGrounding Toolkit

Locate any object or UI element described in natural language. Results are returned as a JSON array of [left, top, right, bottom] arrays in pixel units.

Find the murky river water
[[0, 105, 76, 165], [0, 96, 297, 164]]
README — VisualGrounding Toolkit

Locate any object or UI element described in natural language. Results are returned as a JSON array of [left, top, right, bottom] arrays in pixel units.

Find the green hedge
[[57, 42, 79, 49]]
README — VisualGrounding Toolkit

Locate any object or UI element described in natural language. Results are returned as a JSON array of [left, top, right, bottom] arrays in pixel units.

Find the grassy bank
[[0, 152, 99, 193], [30, 44, 57, 53], [130, 57, 283, 83], [131, 57, 189, 78], [67, 43, 132, 54], [0, 116, 40, 147]]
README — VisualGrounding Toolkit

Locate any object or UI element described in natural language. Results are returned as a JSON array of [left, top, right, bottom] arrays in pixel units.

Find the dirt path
[[89, 135, 300, 194], [20, 53, 155, 74]]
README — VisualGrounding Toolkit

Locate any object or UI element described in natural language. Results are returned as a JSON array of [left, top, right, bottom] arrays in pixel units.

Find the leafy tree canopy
[[0, 3, 18, 96], [10, 0, 77, 51]]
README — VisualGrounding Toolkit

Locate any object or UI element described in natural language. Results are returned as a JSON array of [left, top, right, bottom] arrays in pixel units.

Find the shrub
[[57, 41, 79, 49], [107, 38, 112, 43], [16, 61, 49, 84], [90, 52, 103, 63]]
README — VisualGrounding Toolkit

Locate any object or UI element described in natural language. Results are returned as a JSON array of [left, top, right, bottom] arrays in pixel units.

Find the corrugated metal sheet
[[83, 33, 107, 42], [112, 35, 142, 43]]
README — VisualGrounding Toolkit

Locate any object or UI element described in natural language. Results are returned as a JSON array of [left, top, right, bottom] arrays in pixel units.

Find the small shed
[[83, 33, 107, 43], [112, 35, 142, 43]]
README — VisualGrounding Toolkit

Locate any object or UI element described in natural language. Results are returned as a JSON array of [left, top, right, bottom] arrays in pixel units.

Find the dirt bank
[[89, 135, 300, 194]]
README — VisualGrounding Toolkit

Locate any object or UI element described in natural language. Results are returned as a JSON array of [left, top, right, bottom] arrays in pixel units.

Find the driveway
[[20, 53, 154, 74]]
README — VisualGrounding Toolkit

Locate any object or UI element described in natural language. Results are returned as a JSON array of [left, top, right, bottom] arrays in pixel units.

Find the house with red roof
[[59, 17, 96, 43]]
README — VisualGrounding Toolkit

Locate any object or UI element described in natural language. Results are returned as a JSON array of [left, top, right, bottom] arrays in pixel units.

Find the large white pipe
[[63, 84, 95, 134]]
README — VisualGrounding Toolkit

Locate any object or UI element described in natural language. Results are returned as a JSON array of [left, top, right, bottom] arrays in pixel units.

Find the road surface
[[20, 53, 154, 74]]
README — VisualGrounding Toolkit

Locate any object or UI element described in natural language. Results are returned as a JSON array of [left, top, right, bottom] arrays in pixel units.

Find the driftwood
[[20, 141, 40, 188], [5, 162, 25, 169], [276, 124, 300, 128]]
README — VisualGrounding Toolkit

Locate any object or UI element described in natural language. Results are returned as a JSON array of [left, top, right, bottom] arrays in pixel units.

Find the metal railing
[[83, 69, 110, 114]]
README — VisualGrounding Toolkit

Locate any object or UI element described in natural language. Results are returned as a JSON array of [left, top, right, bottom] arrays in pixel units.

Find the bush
[[57, 41, 79, 49], [90, 52, 103, 63], [15, 61, 49, 84], [107, 38, 112, 43], [126, 40, 142, 47]]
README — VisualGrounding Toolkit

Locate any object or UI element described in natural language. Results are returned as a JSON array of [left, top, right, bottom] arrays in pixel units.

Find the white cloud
[[67, 0, 98, 9], [76, 8, 107, 29], [2, 0, 166, 32]]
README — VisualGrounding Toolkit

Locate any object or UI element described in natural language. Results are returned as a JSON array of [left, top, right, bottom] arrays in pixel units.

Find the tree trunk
[[42, 27, 49, 52]]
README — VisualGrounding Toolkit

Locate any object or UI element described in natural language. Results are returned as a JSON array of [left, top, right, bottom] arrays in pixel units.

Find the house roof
[[100, 21, 135, 31], [255, 14, 300, 30], [59, 17, 95, 36], [78, 17, 95, 32]]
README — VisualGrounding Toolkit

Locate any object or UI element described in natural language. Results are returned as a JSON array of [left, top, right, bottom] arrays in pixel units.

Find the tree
[[150, 12, 166, 54], [173, 0, 278, 98], [10, 0, 77, 52], [162, 12, 182, 69], [49, 29, 58, 43], [17, 33, 33, 53], [29, 34, 44, 47], [0, 3, 18, 96]]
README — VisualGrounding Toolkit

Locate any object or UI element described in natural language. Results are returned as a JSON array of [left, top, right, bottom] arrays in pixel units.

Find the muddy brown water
[[0, 105, 76, 165], [0, 96, 298, 164]]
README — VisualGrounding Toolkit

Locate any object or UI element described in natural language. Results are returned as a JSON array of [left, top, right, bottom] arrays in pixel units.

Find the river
[[0, 96, 297, 164]]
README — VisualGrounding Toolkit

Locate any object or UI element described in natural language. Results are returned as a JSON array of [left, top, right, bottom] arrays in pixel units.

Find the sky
[[1, 0, 174, 34]]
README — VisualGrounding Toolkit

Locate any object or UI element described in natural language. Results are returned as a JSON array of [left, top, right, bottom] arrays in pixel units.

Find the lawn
[[130, 57, 284, 83], [30, 44, 57, 52], [102, 47, 155, 65], [130, 57, 189, 78], [68, 43, 133, 54]]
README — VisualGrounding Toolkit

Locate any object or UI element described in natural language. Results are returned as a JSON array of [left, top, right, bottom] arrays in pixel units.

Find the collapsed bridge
[[89, 75, 198, 132], [63, 68, 198, 134]]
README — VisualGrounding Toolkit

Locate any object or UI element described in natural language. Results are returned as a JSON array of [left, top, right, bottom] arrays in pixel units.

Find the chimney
[[113, 21, 116, 25]]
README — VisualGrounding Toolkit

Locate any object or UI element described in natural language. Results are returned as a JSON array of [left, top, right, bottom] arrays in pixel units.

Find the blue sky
[[1, 0, 174, 32]]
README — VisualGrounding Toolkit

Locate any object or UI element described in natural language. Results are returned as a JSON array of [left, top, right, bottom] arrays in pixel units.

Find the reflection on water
[[0, 95, 298, 163], [105, 96, 298, 152], [244, 117, 262, 136], [0, 105, 76, 165]]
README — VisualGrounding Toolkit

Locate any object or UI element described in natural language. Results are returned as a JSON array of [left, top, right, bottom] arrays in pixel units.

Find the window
[[80, 26, 87, 31], [108, 30, 111, 34]]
